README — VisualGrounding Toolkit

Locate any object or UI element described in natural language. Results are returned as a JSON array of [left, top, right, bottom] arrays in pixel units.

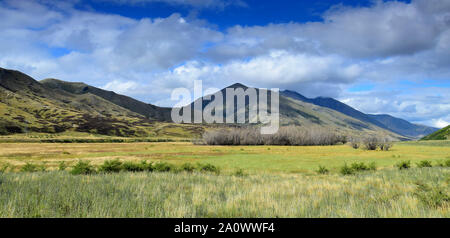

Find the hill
[[421, 125, 450, 140], [41, 78, 171, 121], [0, 67, 202, 137]]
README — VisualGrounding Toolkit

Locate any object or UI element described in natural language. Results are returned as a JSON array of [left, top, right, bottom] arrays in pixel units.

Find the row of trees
[[199, 126, 348, 146]]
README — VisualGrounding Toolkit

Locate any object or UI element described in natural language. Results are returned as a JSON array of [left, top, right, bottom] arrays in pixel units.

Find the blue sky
[[0, 0, 449, 128]]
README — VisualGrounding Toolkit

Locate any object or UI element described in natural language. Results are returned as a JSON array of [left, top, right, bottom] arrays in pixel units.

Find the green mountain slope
[[0, 67, 202, 137], [421, 125, 450, 140], [41, 78, 171, 121]]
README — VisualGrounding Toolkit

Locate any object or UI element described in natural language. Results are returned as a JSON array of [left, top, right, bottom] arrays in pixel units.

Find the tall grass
[[0, 168, 447, 218]]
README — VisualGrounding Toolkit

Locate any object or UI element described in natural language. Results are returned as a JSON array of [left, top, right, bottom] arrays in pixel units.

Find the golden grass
[[1, 141, 449, 174], [0, 168, 448, 217]]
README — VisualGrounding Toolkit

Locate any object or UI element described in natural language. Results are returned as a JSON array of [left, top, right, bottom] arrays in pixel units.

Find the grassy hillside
[[41, 78, 172, 121], [421, 125, 450, 140], [0, 67, 203, 137]]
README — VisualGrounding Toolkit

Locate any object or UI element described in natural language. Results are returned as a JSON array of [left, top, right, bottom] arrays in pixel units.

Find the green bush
[[233, 168, 246, 177], [197, 163, 220, 174], [368, 162, 377, 171], [435, 159, 450, 167], [350, 162, 369, 171], [180, 163, 196, 173], [317, 165, 329, 174], [99, 159, 123, 173], [122, 161, 145, 172], [0, 163, 11, 173], [20, 163, 39, 172], [396, 160, 411, 170], [153, 162, 176, 172], [58, 161, 67, 171], [139, 160, 154, 172], [70, 161, 96, 175], [340, 163, 354, 175], [416, 160, 433, 168]]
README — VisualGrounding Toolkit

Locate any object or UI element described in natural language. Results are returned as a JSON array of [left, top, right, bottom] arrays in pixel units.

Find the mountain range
[[0, 67, 439, 140]]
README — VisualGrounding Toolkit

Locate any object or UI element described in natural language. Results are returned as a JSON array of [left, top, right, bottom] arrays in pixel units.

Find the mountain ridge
[[281, 89, 438, 139], [0, 67, 437, 140]]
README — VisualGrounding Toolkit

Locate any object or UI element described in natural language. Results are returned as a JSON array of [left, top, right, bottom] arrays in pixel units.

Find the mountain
[[41, 78, 171, 121], [188, 84, 406, 140], [0, 67, 433, 140], [0, 67, 202, 137], [281, 90, 388, 129], [281, 90, 438, 139], [421, 125, 450, 140], [367, 114, 438, 139]]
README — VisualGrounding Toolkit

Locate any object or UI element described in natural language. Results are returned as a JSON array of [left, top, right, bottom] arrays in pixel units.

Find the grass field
[[1, 141, 449, 174], [0, 168, 448, 217], [0, 140, 448, 217]]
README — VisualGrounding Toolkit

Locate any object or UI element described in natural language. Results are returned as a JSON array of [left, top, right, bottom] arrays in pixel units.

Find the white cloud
[[0, 0, 449, 127], [102, 80, 139, 94], [94, 0, 247, 9]]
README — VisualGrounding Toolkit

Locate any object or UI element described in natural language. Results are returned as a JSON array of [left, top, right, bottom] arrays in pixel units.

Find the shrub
[[153, 162, 176, 172], [139, 160, 154, 172], [317, 165, 329, 174], [197, 163, 220, 174], [233, 168, 246, 177], [379, 142, 393, 151], [363, 137, 378, 150], [396, 160, 411, 170], [180, 163, 196, 173], [435, 159, 450, 167], [350, 141, 360, 149], [350, 162, 370, 171], [122, 161, 145, 172], [0, 163, 11, 173], [99, 159, 123, 173], [71, 161, 96, 175], [416, 160, 433, 168], [340, 163, 354, 175], [368, 162, 377, 171], [20, 163, 39, 172], [58, 161, 67, 171]]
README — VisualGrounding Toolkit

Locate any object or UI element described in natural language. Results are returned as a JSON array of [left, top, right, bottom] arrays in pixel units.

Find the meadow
[[0, 140, 449, 217], [0, 140, 449, 174]]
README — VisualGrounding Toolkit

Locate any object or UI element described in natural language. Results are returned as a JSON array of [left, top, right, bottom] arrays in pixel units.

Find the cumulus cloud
[[94, 0, 247, 9], [0, 0, 449, 127]]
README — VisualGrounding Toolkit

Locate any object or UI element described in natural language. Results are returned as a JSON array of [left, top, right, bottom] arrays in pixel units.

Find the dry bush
[[363, 137, 379, 150], [201, 126, 347, 146]]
